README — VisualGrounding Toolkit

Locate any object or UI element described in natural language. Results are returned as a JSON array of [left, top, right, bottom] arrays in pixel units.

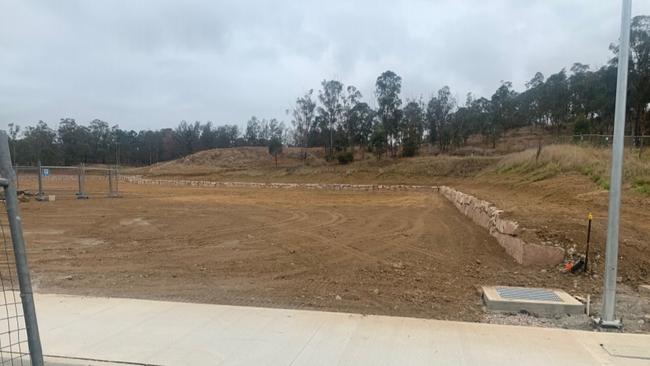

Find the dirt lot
[[14, 179, 590, 323]]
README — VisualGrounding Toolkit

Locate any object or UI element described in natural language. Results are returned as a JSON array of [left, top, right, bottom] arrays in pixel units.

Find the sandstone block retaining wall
[[120, 175, 439, 192], [439, 186, 565, 266]]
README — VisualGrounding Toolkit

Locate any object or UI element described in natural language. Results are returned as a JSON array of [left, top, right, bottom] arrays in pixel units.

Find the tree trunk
[[535, 135, 543, 162], [329, 124, 333, 158]]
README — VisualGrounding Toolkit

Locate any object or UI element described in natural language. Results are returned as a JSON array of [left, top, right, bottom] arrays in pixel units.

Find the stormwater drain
[[483, 286, 584, 316], [495, 286, 562, 302]]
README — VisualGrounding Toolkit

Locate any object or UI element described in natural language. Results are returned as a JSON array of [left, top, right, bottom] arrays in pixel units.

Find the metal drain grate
[[496, 287, 563, 302]]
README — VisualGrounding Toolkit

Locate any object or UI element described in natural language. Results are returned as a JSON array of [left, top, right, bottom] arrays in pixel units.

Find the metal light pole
[[600, 0, 632, 328]]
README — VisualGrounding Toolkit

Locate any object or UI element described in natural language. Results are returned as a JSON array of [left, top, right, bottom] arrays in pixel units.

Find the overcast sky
[[2, 0, 650, 132]]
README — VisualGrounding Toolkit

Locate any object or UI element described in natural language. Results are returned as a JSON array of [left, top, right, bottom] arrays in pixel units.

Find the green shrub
[[401, 140, 419, 157], [572, 115, 590, 135], [594, 176, 610, 190], [337, 151, 354, 165]]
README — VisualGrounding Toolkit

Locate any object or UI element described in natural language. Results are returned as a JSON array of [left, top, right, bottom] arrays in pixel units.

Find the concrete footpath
[[34, 294, 649, 366]]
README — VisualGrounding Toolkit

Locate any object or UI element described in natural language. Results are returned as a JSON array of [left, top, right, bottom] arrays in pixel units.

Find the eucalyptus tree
[[317, 79, 344, 157], [401, 101, 425, 156], [375, 70, 402, 157], [628, 15, 650, 138], [291, 89, 317, 161], [348, 102, 375, 156], [341, 85, 363, 151], [426, 86, 456, 152], [489, 81, 517, 148]]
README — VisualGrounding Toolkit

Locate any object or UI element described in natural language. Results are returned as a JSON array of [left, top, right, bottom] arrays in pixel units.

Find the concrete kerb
[[439, 186, 565, 266]]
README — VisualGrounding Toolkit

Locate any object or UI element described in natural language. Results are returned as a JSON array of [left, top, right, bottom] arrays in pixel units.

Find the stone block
[[492, 232, 525, 264], [494, 217, 520, 236], [521, 242, 565, 266]]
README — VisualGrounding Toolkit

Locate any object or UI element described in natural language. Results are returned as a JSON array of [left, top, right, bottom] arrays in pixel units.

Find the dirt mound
[[176, 147, 274, 166], [141, 147, 326, 175]]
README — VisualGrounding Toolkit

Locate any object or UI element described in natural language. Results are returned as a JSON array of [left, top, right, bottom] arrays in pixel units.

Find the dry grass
[[125, 143, 650, 192], [496, 144, 650, 190], [125, 146, 498, 185]]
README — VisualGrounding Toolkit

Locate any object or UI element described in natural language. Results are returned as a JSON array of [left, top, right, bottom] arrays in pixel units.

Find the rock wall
[[120, 175, 438, 192], [439, 186, 565, 266]]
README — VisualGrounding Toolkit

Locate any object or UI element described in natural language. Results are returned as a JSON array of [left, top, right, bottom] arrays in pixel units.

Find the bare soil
[[18, 180, 585, 322], [454, 172, 650, 293]]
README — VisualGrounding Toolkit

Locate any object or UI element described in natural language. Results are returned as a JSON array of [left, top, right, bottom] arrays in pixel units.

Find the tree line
[[290, 15, 650, 160], [7, 117, 288, 166], [7, 15, 650, 166]]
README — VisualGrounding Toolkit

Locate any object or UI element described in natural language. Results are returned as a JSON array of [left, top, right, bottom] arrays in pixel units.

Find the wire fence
[[0, 206, 28, 365], [551, 134, 650, 149], [15, 164, 120, 200], [0, 133, 42, 365]]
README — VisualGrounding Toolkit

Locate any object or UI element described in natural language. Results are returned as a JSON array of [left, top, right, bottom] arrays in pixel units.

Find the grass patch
[[581, 165, 609, 190], [496, 144, 650, 190], [633, 177, 650, 194], [592, 175, 610, 190]]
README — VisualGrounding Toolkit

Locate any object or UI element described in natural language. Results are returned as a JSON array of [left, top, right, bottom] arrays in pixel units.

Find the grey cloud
[[2, 0, 650, 131]]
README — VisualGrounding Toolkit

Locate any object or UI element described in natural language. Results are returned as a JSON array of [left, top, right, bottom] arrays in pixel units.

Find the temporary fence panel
[[14, 165, 120, 200], [0, 133, 43, 365]]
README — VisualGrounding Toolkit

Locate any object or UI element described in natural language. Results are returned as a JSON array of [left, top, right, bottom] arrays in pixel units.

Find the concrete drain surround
[[482, 286, 584, 316]]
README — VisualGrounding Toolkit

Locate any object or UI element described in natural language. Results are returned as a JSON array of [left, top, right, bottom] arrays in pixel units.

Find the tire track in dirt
[[104, 209, 312, 257], [272, 207, 415, 273], [23, 183, 533, 322]]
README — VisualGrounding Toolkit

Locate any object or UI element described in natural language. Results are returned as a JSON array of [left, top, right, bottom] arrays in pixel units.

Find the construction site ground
[[13, 177, 648, 331]]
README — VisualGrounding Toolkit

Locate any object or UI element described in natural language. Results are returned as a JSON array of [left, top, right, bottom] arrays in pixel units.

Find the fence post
[[14, 165, 19, 192], [77, 164, 82, 196], [115, 167, 120, 196], [0, 132, 44, 365], [107, 169, 120, 198], [36, 160, 44, 200], [77, 163, 88, 199], [108, 169, 113, 196]]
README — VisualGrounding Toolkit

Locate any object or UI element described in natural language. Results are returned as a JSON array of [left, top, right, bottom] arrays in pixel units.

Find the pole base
[[592, 317, 623, 331], [35, 194, 47, 202], [76, 194, 89, 200]]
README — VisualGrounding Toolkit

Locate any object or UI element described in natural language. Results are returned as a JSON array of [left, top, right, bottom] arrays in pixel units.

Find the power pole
[[599, 0, 632, 329]]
